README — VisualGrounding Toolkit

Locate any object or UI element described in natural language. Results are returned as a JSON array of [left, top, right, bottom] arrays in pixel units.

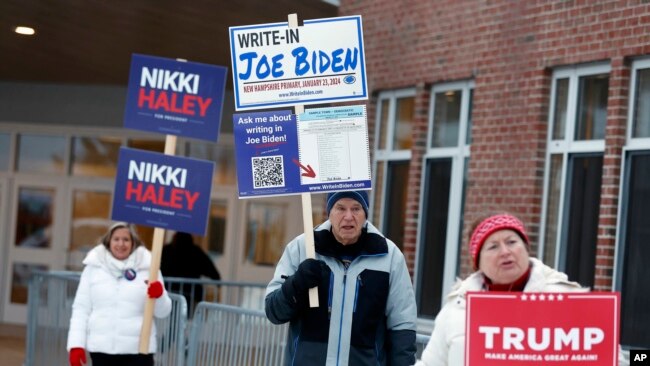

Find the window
[[417, 81, 473, 318], [541, 64, 609, 288], [17, 134, 66, 174], [244, 201, 287, 266], [186, 139, 237, 185], [617, 59, 650, 348], [69, 190, 112, 252], [15, 187, 55, 248], [127, 138, 165, 153], [204, 199, 228, 255], [71, 137, 121, 177], [0, 133, 10, 171], [373, 89, 415, 250]]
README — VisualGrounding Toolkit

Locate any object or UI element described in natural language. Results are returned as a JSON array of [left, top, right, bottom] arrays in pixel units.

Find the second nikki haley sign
[[111, 147, 214, 235]]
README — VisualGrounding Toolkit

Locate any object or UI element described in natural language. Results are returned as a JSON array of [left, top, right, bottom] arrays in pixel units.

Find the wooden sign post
[[138, 134, 176, 353], [289, 13, 319, 308]]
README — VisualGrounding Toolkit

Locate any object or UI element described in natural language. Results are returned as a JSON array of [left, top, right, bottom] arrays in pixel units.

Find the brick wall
[[340, 0, 649, 288]]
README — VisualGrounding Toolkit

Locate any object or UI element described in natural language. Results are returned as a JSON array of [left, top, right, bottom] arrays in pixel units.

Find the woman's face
[[109, 227, 133, 260], [478, 229, 529, 285]]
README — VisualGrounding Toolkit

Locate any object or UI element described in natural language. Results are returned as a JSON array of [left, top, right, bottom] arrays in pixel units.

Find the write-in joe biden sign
[[466, 292, 620, 366], [229, 16, 367, 110], [124, 54, 228, 142], [112, 147, 214, 235]]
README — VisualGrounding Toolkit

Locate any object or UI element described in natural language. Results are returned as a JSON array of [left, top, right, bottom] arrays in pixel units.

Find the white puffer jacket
[[67, 245, 172, 354], [416, 258, 587, 366]]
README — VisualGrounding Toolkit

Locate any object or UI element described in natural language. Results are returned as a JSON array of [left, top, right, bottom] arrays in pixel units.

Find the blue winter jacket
[[265, 220, 417, 366]]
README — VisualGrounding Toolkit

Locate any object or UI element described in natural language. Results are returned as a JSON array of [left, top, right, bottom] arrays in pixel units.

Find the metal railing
[[162, 277, 268, 315], [24, 271, 431, 365], [186, 302, 432, 366], [186, 302, 289, 366], [24, 271, 187, 366]]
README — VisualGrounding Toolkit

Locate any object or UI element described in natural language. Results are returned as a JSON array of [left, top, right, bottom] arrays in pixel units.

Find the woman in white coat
[[415, 213, 621, 366], [67, 222, 172, 366]]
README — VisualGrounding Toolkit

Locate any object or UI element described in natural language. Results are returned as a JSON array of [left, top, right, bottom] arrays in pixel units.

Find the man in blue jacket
[[265, 190, 417, 365]]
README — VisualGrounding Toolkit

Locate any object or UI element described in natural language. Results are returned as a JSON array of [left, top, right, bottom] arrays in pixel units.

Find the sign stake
[[289, 13, 319, 308], [138, 134, 176, 353]]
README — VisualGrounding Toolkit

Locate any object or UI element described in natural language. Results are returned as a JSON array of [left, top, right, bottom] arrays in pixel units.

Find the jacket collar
[[314, 220, 388, 258], [447, 257, 581, 300], [83, 244, 151, 270]]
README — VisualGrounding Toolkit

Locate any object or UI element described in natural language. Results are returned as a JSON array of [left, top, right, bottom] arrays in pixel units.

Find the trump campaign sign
[[466, 292, 620, 366], [124, 54, 227, 142], [229, 15, 367, 110], [112, 147, 214, 235]]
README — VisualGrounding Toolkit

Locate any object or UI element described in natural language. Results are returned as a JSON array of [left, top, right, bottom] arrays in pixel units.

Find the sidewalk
[[0, 323, 25, 366]]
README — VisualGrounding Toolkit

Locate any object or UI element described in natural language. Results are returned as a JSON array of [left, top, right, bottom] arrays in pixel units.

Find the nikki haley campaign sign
[[112, 147, 214, 235], [465, 292, 620, 366], [123, 54, 227, 142]]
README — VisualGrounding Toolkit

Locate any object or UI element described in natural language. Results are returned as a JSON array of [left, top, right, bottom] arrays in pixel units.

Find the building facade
[[0, 1, 336, 325], [340, 0, 650, 348]]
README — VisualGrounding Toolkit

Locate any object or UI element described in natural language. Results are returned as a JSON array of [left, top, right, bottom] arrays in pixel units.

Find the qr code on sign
[[252, 155, 285, 189]]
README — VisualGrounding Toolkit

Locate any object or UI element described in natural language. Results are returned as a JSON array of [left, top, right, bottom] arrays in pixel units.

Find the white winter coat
[[67, 245, 172, 354], [415, 258, 587, 366]]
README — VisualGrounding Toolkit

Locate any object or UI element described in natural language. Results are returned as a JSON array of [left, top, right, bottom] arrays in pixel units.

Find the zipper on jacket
[[335, 266, 348, 366], [328, 271, 334, 319], [353, 275, 362, 313]]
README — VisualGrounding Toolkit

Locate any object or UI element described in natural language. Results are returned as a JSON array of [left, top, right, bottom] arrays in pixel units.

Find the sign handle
[[289, 13, 318, 308], [138, 134, 177, 353]]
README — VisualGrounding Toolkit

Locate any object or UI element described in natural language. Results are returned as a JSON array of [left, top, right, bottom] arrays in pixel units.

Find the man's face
[[329, 198, 365, 245]]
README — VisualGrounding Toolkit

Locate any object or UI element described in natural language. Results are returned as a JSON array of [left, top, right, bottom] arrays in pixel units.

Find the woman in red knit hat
[[416, 213, 591, 366]]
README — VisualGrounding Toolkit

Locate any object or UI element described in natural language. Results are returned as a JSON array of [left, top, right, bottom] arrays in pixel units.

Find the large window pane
[[128, 138, 165, 153], [378, 99, 390, 150], [71, 137, 120, 177], [633, 68, 650, 138], [620, 152, 650, 347], [17, 134, 66, 173], [70, 190, 111, 252], [372, 162, 385, 224], [203, 199, 228, 255], [543, 154, 563, 266], [552, 78, 569, 140], [418, 158, 451, 318], [311, 193, 327, 228], [562, 154, 602, 287], [432, 90, 461, 148], [244, 202, 287, 266], [393, 97, 414, 150], [575, 74, 608, 140], [15, 187, 55, 248], [11, 263, 48, 304], [0, 133, 10, 171], [465, 90, 474, 145], [383, 161, 409, 250], [187, 142, 236, 185]]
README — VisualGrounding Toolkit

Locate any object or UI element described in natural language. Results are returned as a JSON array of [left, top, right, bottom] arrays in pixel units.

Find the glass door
[[2, 178, 66, 324], [235, 194, 303, 284]]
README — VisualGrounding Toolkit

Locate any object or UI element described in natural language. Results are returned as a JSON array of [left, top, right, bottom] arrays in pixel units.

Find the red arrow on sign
[[292, 158, 316, 178]]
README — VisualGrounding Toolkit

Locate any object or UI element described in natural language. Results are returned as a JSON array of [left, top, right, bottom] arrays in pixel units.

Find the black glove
[[281, 258, 327, 302]]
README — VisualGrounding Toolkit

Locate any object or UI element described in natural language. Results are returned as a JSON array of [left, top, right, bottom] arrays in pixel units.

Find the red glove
[[147, 280, 164, 298], [69, 347, 86, 366]]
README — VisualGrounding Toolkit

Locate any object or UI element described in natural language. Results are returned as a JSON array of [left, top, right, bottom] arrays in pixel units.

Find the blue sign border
[[123, 54, 228, 142], [112, 147, 214, 235], [229, 16, 367, 110]]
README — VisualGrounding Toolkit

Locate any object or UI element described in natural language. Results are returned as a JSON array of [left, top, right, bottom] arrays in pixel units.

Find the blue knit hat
[[326, 190, 369, 218]]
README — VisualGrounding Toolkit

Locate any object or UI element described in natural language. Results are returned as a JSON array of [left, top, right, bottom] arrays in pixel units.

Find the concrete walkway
[[0, 324, 25, 366]]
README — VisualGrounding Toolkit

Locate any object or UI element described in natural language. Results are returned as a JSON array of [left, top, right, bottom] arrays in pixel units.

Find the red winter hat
[[469, 214, 529, 270]]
